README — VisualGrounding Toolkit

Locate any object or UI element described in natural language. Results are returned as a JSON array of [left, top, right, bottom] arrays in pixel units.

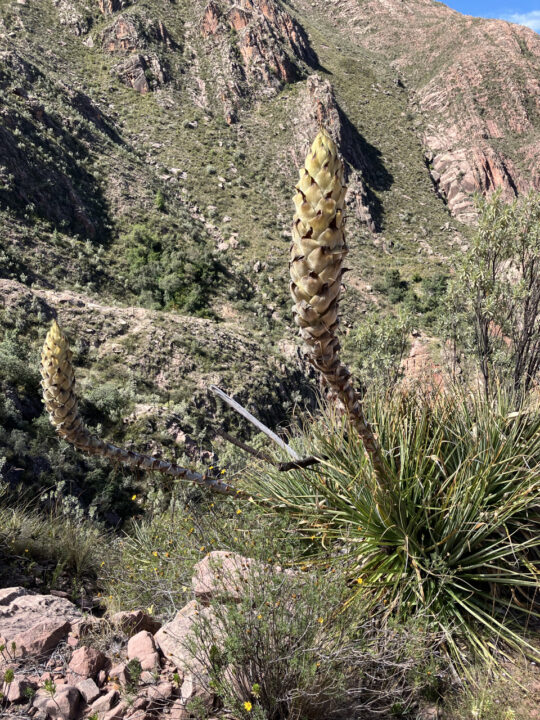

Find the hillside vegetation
[[1, 1, 540, 718]]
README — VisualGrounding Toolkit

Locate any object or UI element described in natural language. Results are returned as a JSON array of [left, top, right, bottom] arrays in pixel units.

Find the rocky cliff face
[[196, 0, 317, 121], [301, 0, 540, 222]]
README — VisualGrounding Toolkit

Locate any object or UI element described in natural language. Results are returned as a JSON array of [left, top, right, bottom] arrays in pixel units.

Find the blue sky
[[443, 1, 540, 31]]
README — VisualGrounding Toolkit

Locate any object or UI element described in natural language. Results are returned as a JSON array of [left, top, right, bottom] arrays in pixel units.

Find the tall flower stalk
[[289, 129, 387, 487]]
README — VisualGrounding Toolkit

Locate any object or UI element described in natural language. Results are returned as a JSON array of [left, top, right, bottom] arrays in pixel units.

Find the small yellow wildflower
[[131, 494, 137, 501], [244, 701, 252, 712], [236, 509, 242, 515], [356, 577, 363, 585], [220, 469, 226, 474], [318, 617, 324, 624]]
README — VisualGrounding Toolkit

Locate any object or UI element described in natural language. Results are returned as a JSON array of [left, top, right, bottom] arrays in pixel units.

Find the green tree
[[448, 190, 540, 399]]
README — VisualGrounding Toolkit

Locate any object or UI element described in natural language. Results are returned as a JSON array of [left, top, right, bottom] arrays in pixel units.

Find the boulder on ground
[[5, 675, 37, 703], [88, 688, 119, 714], [154, 600, 220, 674], [127, 630, 160, 671], [0, 587, 82, 659], [76, 676, 100, 703], [146, 680, 174, 708], [103, 700, 129, 720], [68, 645, 109, 678], [33, 685, 81, 719], [192, 551, 259, 603]]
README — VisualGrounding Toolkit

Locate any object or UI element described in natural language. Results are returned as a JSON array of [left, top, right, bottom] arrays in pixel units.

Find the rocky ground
[[3, 550, 540, 720], [0, 552, 255, 720]]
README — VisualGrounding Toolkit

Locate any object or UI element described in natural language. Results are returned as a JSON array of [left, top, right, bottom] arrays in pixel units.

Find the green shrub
[[122, 223, 225, 316], [375, 269, 409, 304], [154, 191, 166, 212], [186, 560, 446, 719], [444, 190, 540, 397], [343, 311, 411, 390]]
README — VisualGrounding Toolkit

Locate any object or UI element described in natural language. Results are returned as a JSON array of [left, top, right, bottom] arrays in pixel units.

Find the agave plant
[[289, 129, 387, 488], [39, 129, 540, 664], [246, 390, 540, 662]]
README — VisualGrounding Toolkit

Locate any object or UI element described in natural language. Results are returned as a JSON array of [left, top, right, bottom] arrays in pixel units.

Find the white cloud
[[502, 10, 540, 32]]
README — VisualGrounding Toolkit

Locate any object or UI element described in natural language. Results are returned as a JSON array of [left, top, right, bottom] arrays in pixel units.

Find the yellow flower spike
[[39, 322, 238, 496], [290, 131, 388, 488]]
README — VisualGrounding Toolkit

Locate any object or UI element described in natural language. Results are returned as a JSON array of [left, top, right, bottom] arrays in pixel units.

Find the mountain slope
[[294, 0, 540, 221], [1, 0, 539, 512]]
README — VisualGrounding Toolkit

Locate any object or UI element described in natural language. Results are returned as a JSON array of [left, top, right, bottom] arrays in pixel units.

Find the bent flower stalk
[[40, 319, 236, 494]]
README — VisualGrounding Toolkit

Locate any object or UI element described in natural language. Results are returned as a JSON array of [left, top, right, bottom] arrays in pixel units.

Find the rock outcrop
[[102, 15, 170, 91], [0, 552, 261, 719], [0, 587, 82, 660], [305, 0, 540, 222], [53, 0, 91, 35], [196, 0, 317, 120]]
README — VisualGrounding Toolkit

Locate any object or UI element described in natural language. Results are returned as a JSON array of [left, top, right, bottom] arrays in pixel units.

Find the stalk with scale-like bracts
[[289, 129, 387, 487], [40, 319, 237, 495]]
